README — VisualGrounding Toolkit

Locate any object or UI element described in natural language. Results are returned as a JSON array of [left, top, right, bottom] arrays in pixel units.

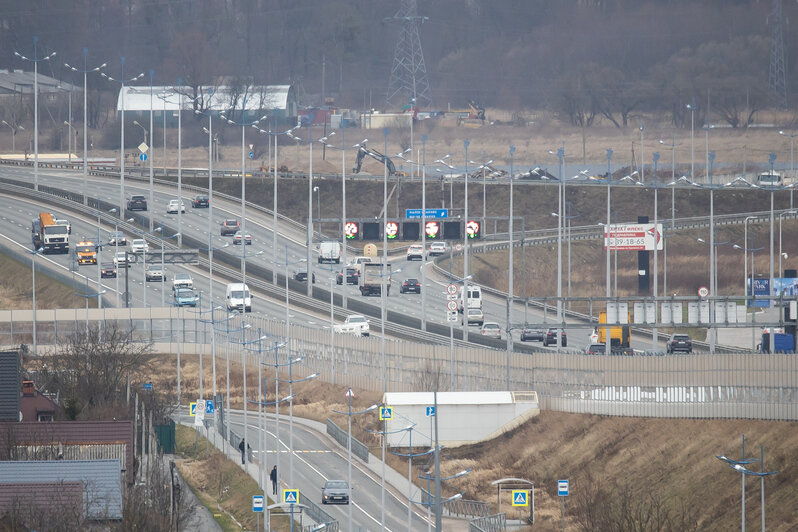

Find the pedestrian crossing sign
[[189, 402, 196, 416], [511, 490, 528, 507], [283, 489, 299, 505], [379, 406, 393, 420]]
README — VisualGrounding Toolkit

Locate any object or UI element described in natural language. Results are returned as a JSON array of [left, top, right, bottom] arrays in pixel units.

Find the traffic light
[[344, 221, 360, 240], [466, 220, 481, 239], [443, 221, 461, 240], [362, 222, 380, 241], [402, 222, 420, 241], [385, 221, 399, 240], [424, 221, 440, 239]]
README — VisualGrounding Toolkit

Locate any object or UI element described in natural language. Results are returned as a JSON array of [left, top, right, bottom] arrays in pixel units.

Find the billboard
[[604, 223, 663, 251], [748, 277, 798, 307]]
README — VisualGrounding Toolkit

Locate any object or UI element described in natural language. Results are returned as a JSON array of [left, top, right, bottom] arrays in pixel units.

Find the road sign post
[[558, 479, 569, 532]]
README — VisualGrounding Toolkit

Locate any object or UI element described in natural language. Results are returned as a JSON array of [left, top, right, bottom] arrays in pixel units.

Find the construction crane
[[352, 143, 402, 175]]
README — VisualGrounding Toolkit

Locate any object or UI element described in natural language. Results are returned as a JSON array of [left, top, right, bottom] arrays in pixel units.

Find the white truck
[[333, 314, 370, 337], [359, 262, 391, 296], [38, 212, 70, 254], [318, 241, 342, 263]]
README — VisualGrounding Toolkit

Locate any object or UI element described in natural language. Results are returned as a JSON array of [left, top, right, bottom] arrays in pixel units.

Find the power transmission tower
[[385, 0, 431, 107], [769, 0, 788, 109]]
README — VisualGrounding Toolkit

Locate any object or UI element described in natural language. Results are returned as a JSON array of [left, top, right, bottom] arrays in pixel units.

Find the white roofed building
[[117, 84, 297, 127]]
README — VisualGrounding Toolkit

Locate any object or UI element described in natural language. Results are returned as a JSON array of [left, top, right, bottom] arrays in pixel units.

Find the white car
[[406, 244, 424, 261], [172, 273, 194, 290], [166, 199, 186, 214], [428, 241, 448, 256], [130, 239, 149, 253], [480, 322, 501, 339], [113, 251, 130, 268], [145, 264, 165, 282]]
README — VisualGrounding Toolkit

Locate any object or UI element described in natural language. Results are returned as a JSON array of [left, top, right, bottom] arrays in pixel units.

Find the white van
[[458, 285, 483, 312], [318, 241, 342, 263], [226, 283, 252, 312]]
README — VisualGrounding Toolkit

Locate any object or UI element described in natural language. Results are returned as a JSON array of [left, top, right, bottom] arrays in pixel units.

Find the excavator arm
[[352, 144, 398, 175]]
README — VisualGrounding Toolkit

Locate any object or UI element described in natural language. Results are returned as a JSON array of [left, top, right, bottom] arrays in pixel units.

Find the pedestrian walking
[[239, 439, 246, 465], [270, 465, 278, 495]]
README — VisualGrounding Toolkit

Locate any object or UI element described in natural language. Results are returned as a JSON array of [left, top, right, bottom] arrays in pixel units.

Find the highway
[[226, 411, 431, 532], [0, 164, 601, 349]]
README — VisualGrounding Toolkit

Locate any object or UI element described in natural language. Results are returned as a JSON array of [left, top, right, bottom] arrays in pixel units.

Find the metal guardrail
[[298, 491, 339, 532], [444, 498, 491, 518], [325, 418, 369, 463], [469, 513, 507, 532]]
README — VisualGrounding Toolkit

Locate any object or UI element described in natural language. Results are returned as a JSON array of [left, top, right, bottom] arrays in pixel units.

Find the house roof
[[0, 460, 122, 519], [18, 388, 58, 421], [118, 84, 293, 112], [0, 421, 134, 483], [0, 69, 80, 95], [0, 481, 82, 517], [0, 350, 19, 422]]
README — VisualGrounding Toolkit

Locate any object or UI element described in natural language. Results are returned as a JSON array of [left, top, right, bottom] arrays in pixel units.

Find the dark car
[[336, 267, 359, 285], [321, 479, 350, 505], [220, 219, 240, 236], [543, 328, 567, 347], [399, 278, 421, 294], [127, 195, 148, 211], [100, 262, 117, 278], [294, 270, 316, 283], [192, 194, 209, 208], [667, 334, 693, 354], [520, 328, 545, 342], [586, 343, 606, 355]]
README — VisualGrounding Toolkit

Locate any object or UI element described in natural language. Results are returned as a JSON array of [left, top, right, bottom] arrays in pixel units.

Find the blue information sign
[[425, 406, 436, 417], [405, 208, 448, 219], [142, 382, 153, 390], [205, 400, 214, 414], [139, 153, 147, 161], [249, 151, 254, 159]]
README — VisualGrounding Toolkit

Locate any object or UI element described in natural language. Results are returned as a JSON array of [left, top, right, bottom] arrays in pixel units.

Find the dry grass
[[0, 253, 97, 310], [146, 353, 798, 531]]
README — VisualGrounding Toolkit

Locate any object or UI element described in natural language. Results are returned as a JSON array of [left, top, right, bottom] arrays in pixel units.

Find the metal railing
[[469, 513, 506, 532], [298, 491, 339, 532], [444, 497, 491, 518], [326, 418, 370, 463]]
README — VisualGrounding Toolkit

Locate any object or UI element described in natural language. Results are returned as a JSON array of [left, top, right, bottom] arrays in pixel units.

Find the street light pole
[[506, 146, 515, 387], [779, 130, 796, 209], [462, 139, 470, 345], [653, 152, 660, 348], [14, 37, 56, 193], [687, 101, 696, 181], [768, 153, 777, 353], [606, 149, 613, 300]]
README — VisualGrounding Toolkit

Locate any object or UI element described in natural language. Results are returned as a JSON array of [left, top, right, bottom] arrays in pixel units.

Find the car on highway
[[520, 328, 545, 342], [108, 231, 127, 246], [166, 199, 186, 214], [666, 334, 693, 354], [462, 308, 484, 326], [480, 322, 501, 339], [399, 278, 421, 294], [100, 262, 117, 278], [172, 273, 194, 290], [113, 250, 130, 268], [428, 241, 448, 256], [586, 343, 606, 355], [543, 328, 567, 347], [406, 244, 424, 261], [336, 267, 359, 285], [130, 238, 149, 253], [233, 231, 252, 245], [293, 270, 316, 283], [192, 195, 209, 208], [220, 219, 240, 236], [173, 287, 198, 307], [127, 195, 147, 211], [145, 264, 165, 282], [321, 480, 350, 505]]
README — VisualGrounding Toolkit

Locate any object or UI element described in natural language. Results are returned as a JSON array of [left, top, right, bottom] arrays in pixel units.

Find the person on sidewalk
[[270, 465, 278, 495], [239, 439, 247, 465]]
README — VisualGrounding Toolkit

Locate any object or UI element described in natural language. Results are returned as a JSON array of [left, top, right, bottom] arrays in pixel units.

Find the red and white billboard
[[604, 223, 663, 251]]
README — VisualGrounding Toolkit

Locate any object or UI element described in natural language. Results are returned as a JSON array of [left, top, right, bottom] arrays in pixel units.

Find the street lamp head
[[108, 207, 117, 214], [365, 404, 380, 412]]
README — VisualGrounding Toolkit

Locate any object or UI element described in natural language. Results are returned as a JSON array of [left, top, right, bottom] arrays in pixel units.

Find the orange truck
[[38, 212, 70, 254], [76, 241, 97, 265]]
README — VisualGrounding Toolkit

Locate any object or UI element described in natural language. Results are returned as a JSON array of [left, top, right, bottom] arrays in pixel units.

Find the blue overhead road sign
[[406, 208, 448, 219]]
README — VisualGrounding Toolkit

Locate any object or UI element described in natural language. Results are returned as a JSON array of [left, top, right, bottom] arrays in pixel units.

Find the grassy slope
[[0, 253, 96, 310]]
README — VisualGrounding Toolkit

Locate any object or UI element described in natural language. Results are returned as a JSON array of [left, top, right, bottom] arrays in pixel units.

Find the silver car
[[480, 322, 501, 339], [322, 480, 350, 505]]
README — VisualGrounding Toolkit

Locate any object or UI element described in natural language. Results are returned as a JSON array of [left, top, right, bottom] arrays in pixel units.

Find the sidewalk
[[161, 453, 223, 532]]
